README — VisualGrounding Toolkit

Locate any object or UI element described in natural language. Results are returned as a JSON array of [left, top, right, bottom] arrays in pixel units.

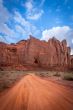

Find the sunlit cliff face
[[0, 36, 72, 71]]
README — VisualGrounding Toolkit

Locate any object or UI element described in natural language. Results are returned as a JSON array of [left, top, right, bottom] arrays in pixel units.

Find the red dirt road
[[0, 74, 73, 110]]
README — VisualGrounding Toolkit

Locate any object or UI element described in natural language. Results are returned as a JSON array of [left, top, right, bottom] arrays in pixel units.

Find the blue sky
[[0, 0, 73, 53]]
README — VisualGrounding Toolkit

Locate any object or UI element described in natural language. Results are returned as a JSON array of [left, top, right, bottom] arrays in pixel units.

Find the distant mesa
[[0, 35, 73, 71]]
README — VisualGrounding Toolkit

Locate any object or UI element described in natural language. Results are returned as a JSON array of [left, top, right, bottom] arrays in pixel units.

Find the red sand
[[0, 74, 73, 110]]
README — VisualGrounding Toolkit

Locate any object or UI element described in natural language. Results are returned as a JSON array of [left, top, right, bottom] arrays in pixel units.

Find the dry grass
[[0, 70, 73, 92], [53, 72, 61, 77]]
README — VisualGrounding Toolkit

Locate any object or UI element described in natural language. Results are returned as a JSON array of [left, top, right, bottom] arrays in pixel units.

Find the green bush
[[63, 74, 73, 81], [53, 72, 60, 77]]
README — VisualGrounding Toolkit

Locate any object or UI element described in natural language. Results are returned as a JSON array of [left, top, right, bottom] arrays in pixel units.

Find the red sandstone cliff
[[70, 55, 73, 70], [0, 36, 72, 70]]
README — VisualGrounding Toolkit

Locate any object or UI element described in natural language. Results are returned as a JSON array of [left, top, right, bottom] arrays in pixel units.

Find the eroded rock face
[[0, 36, 71, 70], [70, 55, 73, 69]]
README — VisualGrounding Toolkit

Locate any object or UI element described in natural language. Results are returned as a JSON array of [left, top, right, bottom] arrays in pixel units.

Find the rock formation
[[0, 36, 72, 71], [70, 55, 73, 69]]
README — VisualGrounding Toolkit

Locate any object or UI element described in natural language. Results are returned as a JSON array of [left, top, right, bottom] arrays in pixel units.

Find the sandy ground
[[0, 74, 73, 110]]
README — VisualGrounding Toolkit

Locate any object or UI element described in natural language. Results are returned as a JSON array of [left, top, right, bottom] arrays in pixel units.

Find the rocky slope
[[0, 36, 72, 71]]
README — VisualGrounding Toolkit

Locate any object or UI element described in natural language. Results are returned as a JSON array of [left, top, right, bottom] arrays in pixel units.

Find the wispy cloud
[[55, 18, 62, 24], [25, 0, 44, 20], [27, 10, 44, 20], [25, 0, 33, 11], [0, 34, 8, 43], [14, 11, 40, 35], [0, 0, 40, 43], [0, 0, 16, 42]]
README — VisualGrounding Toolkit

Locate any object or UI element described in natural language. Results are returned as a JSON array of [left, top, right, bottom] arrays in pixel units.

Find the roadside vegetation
[[53, 72, 61, 77], [63, 73, 73, 81], [0, 70, 73, 92]]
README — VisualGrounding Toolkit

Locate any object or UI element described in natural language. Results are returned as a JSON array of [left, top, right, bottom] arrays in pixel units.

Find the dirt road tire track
[[0, 74, 73, 110]]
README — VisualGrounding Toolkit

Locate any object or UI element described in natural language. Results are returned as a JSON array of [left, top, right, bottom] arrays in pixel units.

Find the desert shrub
[[39, 72, 50, 77], [0, 83, 10, 92], [39, 73, 45, 77], [63, 74, 73, 81], [53, 72, 60, 77]]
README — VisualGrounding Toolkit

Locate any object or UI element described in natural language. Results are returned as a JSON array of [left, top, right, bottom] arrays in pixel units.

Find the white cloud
[[0, 23, 16, 39], [55, 18, 62, 24], [0, 0, 40, 43], [41, 26, 70, 41], [0, 35, 8, 43], [14, 11, 31, 27], [27, 10, 44, 20], [25, 0, 44, 20], [0, 0, 11, 23], [14, 11, 40, 35], [72, 39, 73, 43], [0, 0, 17, 42], [41, 26, 73, 54], [25, 1, 33, 11], [15, 25, 26, 35], [71, 49, 73, 55]]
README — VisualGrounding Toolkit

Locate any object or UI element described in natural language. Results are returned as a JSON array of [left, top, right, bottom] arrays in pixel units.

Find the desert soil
[[0, 74, 73, 110]]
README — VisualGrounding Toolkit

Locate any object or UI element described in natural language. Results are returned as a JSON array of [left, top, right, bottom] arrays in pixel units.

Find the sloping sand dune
[[0, 74, 73, 110]]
